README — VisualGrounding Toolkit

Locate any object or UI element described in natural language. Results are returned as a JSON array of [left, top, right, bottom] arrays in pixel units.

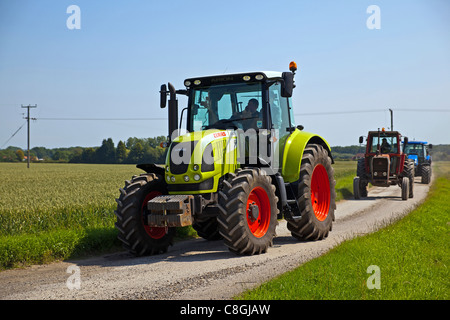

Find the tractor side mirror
[[403, 137, 408, 145], [281, 72, 294, 97], [160, 84, 167, 108], [429, 144, 433, 149], [359, 136, 364, 144]]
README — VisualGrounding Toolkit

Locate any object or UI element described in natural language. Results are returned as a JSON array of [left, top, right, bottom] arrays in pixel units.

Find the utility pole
[[389, 108, 393, 131], [21, 104, 37, 168]]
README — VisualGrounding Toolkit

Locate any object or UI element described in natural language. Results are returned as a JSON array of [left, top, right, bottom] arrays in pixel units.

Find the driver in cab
[[230, 98, 261, 131]]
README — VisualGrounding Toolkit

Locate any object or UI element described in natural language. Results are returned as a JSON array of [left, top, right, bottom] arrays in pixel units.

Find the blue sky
[[1, 0, 449, 149]]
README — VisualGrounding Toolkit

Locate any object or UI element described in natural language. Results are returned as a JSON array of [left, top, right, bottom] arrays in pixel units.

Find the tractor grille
[[169, 141, 198, 174], [371, 157, 389, 179]]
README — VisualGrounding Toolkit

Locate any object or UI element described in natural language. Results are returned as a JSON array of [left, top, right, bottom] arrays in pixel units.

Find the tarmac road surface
[[0, 177, 431, 300]]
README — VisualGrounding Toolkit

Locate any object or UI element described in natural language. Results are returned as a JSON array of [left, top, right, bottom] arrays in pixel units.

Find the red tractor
[[354, 128, 414, 200]]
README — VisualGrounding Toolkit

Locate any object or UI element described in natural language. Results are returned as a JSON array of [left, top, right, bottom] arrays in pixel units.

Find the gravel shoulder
[[0, 177, 431, 300]]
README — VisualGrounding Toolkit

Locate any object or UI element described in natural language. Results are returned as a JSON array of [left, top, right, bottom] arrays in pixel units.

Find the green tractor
[[115, 62, 336, 256]]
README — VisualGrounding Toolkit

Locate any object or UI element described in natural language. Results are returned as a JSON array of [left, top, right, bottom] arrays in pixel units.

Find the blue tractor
[[404, 141, 432, 184]]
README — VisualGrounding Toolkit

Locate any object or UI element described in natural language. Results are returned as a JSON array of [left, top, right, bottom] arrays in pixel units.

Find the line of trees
[[0, 136, 168, 164], [1, 140, 450, 163]]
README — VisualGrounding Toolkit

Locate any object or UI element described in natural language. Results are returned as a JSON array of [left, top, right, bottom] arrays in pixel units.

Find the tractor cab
[[160, 64, 310, 196]]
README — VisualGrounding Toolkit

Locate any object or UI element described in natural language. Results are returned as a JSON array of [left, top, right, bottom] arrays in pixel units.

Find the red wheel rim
[[141, 191, 167, 239], [310, 164, 331, 221], [246, 187, 271, 238]]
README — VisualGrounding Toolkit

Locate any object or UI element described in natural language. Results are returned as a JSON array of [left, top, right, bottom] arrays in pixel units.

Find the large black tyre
[[287, 144, 336, 241], [402, 159, 415, 198], [353, 176, 361, 200], [356, 158, 368, 197], [401, 177, 409, 200], [115, 173, 175, 256], [192, 218, 222, 241], [421, 165, 431, 184], [217, 168, 279, 255]]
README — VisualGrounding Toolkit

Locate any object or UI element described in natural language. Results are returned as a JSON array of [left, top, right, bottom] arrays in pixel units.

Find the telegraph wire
[[36, 117, 168, 121], [295, 108, 450, 116], [295, 109, 385, 116], [1, 121, 27, 149]]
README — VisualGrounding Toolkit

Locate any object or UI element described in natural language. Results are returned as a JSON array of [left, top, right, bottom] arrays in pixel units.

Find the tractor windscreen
[[404, 144, 424, 157], [188, 82, 263, 132], [371, 134, 398, 153]]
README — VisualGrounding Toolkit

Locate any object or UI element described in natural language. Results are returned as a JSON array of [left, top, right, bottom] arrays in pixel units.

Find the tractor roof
[[184, 71, 283, 87], [368, 130, 402, 136], [405, 141, 428, 145]]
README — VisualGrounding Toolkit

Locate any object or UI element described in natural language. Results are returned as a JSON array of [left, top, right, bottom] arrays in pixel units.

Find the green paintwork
[[281, 129, 332, 183], [165, 129, 238, 194]]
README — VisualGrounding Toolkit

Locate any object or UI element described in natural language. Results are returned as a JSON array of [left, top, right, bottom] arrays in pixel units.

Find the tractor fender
[[136, 163, 166, 176], [281, 129, 333, 183]]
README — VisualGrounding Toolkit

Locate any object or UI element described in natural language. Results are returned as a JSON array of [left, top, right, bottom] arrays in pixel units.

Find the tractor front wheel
[[115, 173, 175, 256], [218, 168, 279, 255], [401, 177, 409, 200]]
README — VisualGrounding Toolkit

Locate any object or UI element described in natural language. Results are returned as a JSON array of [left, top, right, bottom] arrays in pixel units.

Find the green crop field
[[0, 161, 356, 270]]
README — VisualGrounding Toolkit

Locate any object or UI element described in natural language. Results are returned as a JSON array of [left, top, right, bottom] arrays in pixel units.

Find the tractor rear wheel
[[217, 168, 279, 255], [115, 173, 175, 256], [287, 144, 336, 241], [421, 165, 431, 184], [193, 218, 222, 241]]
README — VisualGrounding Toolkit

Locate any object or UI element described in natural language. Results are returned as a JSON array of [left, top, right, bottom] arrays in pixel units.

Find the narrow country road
[[0, 177, 431, 300]]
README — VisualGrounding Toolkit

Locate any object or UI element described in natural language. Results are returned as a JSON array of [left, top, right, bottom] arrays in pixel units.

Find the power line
[[35, 117, 168, 121], [1, 121, 27, 149], [295, 108, 450, 116], [394, 108, 450, 112], [295, 109, 385, 116]]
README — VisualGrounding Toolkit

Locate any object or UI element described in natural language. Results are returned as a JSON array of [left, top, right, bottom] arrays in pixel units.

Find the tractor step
[[147, 195, 194, 227], [284, 199, 302, 221]]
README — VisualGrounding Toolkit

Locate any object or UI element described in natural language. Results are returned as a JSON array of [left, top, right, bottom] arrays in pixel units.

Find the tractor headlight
[[184, 175, 190, 182], [194, 174, 201, 181], [374, 172, 378, 176], [193, 164, 199, 171], [170, 176, 176, 182], [383, 172, 387, 176]]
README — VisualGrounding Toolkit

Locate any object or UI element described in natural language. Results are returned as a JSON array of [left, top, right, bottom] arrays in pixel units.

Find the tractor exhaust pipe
[[160, 82, 179, 143], [168, 82, 179, 141]]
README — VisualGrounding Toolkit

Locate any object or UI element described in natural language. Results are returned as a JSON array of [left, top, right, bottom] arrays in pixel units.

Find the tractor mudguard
[[136, 163, 166, 176], [282, 129, 333, 183]]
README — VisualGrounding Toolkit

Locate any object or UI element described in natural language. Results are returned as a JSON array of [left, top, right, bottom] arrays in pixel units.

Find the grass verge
[[237, 163, 449, 300]]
